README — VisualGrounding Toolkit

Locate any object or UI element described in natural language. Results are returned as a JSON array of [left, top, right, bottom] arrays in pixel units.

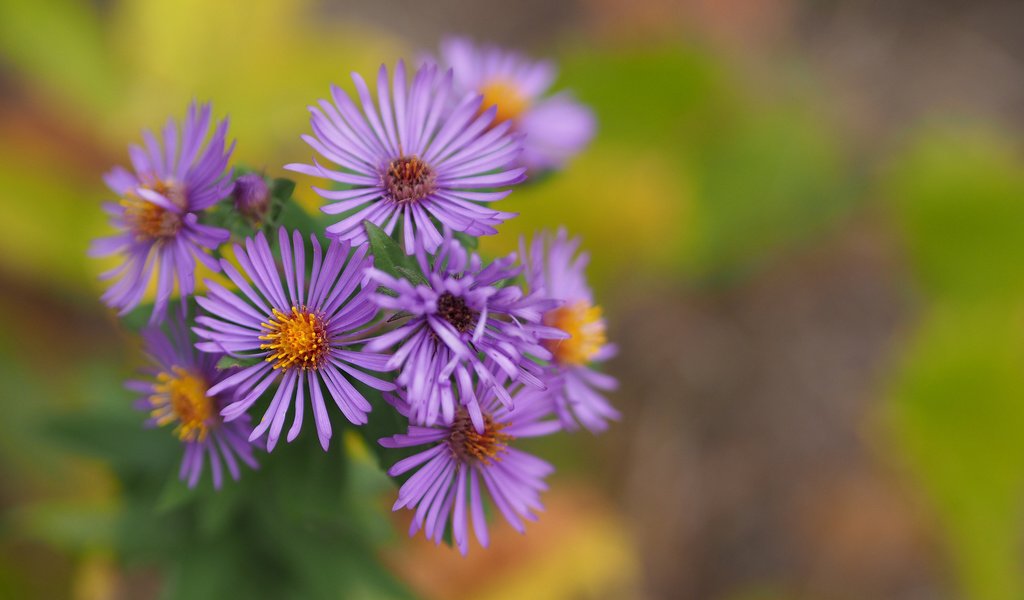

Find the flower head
[[380, 381, 559, 554], [434, 37, 595, 172], [523, 229, 619, 432], [366, 236, 566, 430], [286, 60, 525, 254], [232, 173, 270, 221], [89, 102, 234, 323], [127, 315, 258, 488], [193, 228, 394, 451]]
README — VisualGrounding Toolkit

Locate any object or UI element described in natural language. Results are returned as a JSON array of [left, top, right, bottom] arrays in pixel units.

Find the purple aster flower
[[89, 102, 235, 323], [434, 36, 596, 172], [523, 229, 619, 432], [193, 228, 393, 451], [380, 381, 559, 554], [366, 235, 566, 430], [127, 315, 258, 489], [285, 60, 525, 254]]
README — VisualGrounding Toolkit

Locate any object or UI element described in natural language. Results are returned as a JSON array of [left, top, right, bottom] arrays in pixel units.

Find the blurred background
[[2, 0, 1024, 598]]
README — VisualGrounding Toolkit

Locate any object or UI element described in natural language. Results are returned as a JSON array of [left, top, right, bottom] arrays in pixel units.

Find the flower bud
[[232, 173, 269, 221]]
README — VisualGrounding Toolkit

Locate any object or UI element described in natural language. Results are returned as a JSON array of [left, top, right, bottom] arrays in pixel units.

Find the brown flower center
[[448, 409, 513, 465], [437, 292, 475, 333], [384, 156, 436, 204]]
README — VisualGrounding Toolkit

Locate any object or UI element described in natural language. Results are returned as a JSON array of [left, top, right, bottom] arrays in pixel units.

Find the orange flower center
[[122, 179, 186, 241], [448, 409, 513, 465], [543, 300, 607, 366], [151, 366, 214, 442], [259, 306, 330, 371], [478, 79, 530, 125]]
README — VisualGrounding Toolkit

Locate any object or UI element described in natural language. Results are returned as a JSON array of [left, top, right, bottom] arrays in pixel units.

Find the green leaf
[[453, 231, 479, 250], [395, 265, 427, 286], [274, 197, 320, 241], [156, 475, 199, 513], [197, 479, 244, 536], [119, 302, 155, 332], [45, 410, 177, 473], [270, 177, 296, 204], [264, 178, 294, 228], [201, 195, 256, 240], [216, 355, 261, 370], [10, 501, 117, 551], [364, 221, 424, 282], [375, 285, 398, 298], [492, 275, 520, 289], [884, 126, 1024, 600]]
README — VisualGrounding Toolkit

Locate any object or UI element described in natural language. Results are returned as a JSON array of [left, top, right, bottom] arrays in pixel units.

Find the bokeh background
[[2, 0, 1024, 598]]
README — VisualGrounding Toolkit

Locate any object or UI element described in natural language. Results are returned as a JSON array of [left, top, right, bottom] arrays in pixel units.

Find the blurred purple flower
[[366, 236, 566, 430], [231, 172, 270, 221], [523, 229, 619, 432], [89, 102, 234, 323], [128, 315, 258, 489], [434, 36, 596, 172], [193, 228, 393, 451], [286, 60, 525, 254], [380, 382, 559, 554]]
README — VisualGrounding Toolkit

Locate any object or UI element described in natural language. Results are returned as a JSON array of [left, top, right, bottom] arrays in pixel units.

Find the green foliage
[[364, 221, 426, 284], [0, 0, 120, 114], [202, 173, 300, 242], [686, 104, 854, 282], [47, 400, 413, 600], [33, 188, 421, 597], [216, 355, 261, 370], [453, 231, 479, 250], [561, 44, 727, 150], [489, 44, 856, 288], [887, 129, 1024, 302], [884, 125, 1024, 600]]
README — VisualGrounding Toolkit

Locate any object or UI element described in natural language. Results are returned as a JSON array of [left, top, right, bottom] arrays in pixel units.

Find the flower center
[[437, 292, 475, 333], [122, 180, 186, 241], [448, 408, 513, 465], [151, 366, 214, 442], [384, 156, 436, 204], [478, 79, 530, 125], [543, 300, 607, 366], [259, 306, 330, 371]]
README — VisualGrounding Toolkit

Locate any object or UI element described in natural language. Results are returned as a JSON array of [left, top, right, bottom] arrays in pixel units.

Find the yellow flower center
[[478, 79, 530, 125], [151, 366, 214, 442], [259, 306, 330, 371], [543, 300, 607, 366], [448, 409, 513, 466], [121, 179, 186, 241]]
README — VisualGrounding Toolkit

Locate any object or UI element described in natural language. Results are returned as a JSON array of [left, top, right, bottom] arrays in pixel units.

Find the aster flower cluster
[[91, 38, 611, 555]]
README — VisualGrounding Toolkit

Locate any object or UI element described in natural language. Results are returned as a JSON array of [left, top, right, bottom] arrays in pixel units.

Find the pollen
[[436, 292, 476, 333], [259, 306, 330, 371], [121, 179, 186, 241], [150, 366, 214, 442], [384, 155, 436, 204], [478, 79, 530, 125], [448, 409, 513, 466], [543, 300, 607, 366]]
